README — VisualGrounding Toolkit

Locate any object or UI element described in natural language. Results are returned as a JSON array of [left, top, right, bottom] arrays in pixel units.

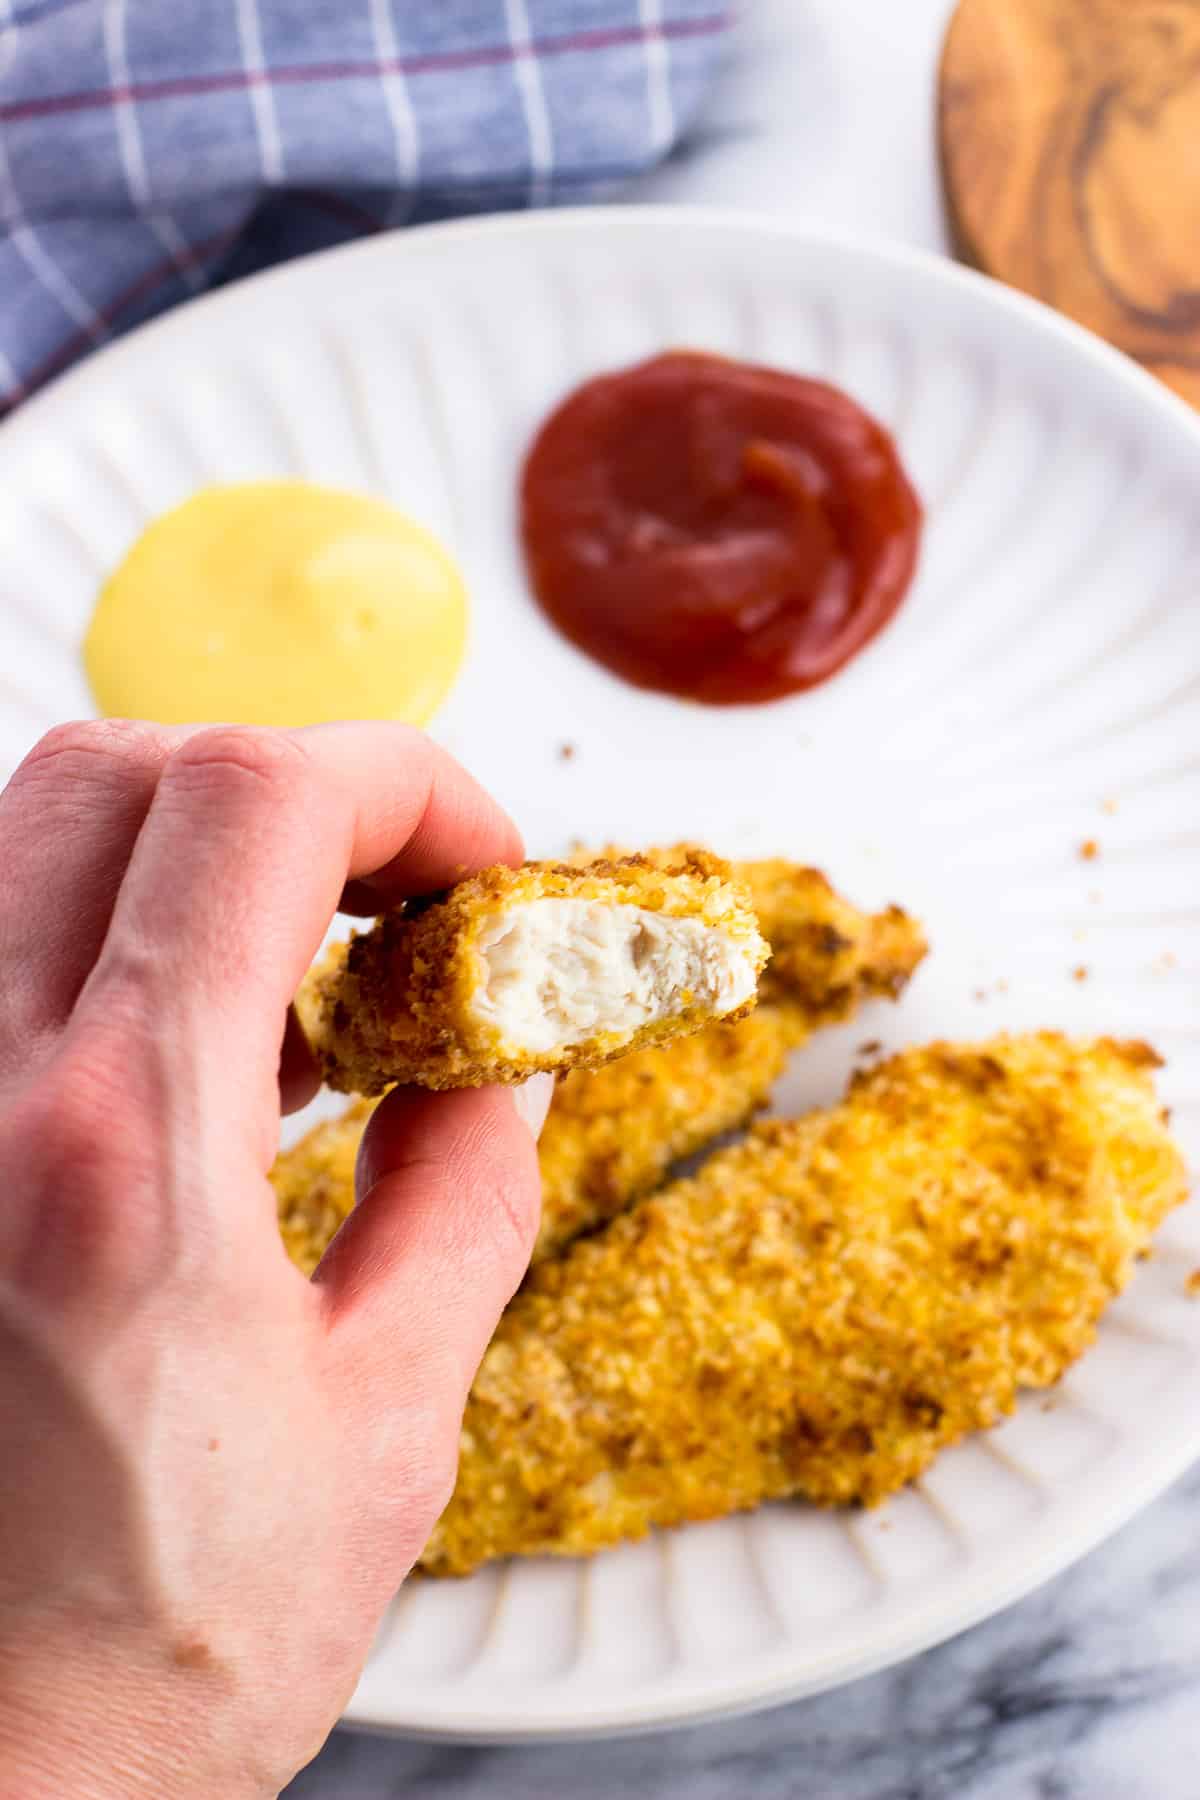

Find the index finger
[[81, 722, 521, 1146]]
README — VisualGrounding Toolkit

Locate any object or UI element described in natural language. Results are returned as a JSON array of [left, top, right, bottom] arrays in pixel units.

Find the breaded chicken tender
[[296, 852, 768, 1095], [575, 843, 926, 1023], [735, 859, 924, 1018], [420, 1034, 1187, 1575], [520, 857, 928, 1254], [274, 1099, 373, 1277], [271, 1014, 792, 1277], [535, 1007, 794, 1261], [274, 859, 926, 1271], [536, 863, 924, 1257]]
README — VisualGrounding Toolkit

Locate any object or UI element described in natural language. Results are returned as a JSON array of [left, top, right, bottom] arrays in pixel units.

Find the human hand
[[0, 720, 551, 1798]]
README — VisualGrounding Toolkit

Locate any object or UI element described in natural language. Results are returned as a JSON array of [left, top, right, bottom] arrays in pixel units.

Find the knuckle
[[486, 1172, 542, 1271], [9, 718, 165, 791], [373, 1415, 460, 1544], [32, 1060, 143, 1190], [406, 1445, 458, 1530], [451, 1110, 542, 1269], [166, 725, 310, 800], [335, 1331, 465, 1516], [5, 1039, 176, 1303]]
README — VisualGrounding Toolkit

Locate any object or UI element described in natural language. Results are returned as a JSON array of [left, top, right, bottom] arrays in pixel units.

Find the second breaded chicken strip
[[296, 852, 767, 1095], [530, 856, 927, 1255], [420, 1034, 1187, 1575], [736, 859, 924, 1017], [272, 1014, 793, 1277], [535, 1008, 794, 1260], [575, 843, 926, 1021]]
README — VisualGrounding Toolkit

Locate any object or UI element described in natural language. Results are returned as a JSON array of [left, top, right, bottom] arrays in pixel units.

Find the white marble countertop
[[288, 3, 1200, 1792]]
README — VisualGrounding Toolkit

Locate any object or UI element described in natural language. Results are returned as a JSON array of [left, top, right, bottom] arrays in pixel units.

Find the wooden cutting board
[[939, 0, 1200, 408]]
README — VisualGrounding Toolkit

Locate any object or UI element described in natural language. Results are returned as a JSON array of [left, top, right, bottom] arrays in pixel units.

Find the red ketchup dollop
[[520, 351, 922, 705]]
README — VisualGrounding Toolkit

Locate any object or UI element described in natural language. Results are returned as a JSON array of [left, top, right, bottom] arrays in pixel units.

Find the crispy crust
[[273, 1099, 374, 1278], [295, 852, 767, 1095], [533, 869, 925, 1254], [275, 857, 926, 1271], [271, 1012, 792, 1277], [420, 1033, 1187, 1575], [573, 844, 927, 1027], [536, 1006, 793, 1259], [736, 860, 925, 1018]]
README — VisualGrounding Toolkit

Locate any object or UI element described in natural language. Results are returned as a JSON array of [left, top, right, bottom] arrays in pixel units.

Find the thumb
[[314, 1083, 545, 1403]]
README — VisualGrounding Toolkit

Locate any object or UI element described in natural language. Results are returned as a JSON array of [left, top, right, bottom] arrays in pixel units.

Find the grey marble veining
[[287, 3, 1200, 1792]]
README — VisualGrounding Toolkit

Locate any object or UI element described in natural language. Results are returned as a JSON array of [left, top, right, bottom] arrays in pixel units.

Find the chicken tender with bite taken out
[[274, 852, 927, 1271], [295, 851, 768, 1094]]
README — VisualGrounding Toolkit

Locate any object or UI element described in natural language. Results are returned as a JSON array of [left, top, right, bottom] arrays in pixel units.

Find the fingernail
[[512, 1072, 554, 1141]]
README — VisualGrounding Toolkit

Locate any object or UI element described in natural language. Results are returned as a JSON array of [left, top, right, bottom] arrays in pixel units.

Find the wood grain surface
[[939, 0, 1200, 407]]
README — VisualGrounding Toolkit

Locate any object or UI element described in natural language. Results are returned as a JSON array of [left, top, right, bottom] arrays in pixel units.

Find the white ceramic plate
[[1, 210, 1198, 1743]]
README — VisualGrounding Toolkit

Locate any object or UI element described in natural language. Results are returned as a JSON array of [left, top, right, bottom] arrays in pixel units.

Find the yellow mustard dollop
[[85, 481, 468, 727]]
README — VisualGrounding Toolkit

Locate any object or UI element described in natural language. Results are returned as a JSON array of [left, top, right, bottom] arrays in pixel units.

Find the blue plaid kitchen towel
[[0, 1, 731, 413]]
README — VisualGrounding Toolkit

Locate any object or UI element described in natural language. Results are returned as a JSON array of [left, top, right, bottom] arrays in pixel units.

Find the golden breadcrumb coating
[[273, 1099, 374, 1277], [295, 852, 768, 1095], [270, 1014, 790, 1277], [534, 871, 924, 1255], [419, 1034, 1187, 1575], [534, 1008, 793, 1261], [573, 844, 927, 1026], [736, 859, 925, 1018], [274, 856, 926, 1272]]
